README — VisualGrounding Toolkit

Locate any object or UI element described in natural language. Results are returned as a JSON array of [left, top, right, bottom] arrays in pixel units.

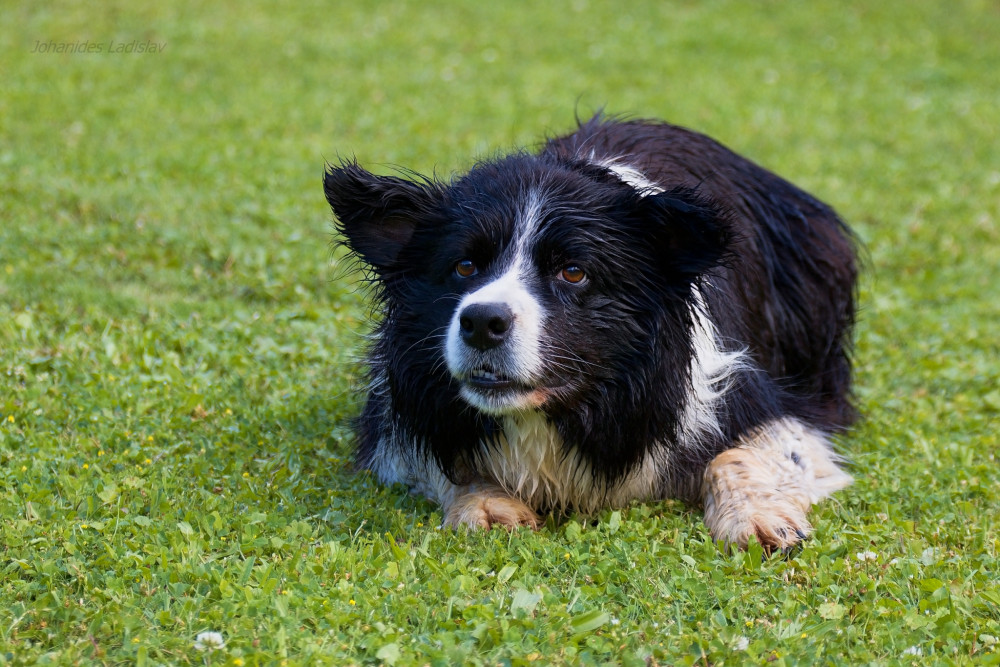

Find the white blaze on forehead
[[512, 188, 545, 256]]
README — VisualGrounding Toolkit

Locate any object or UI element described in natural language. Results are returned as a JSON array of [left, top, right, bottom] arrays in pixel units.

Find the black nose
[[459, 302, 513, 351]]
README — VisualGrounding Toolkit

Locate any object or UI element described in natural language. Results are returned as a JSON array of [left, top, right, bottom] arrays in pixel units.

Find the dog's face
[[325, 155, 731, 420]]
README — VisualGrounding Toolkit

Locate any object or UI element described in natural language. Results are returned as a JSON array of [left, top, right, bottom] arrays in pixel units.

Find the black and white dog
[[324, 114, 857, 551]]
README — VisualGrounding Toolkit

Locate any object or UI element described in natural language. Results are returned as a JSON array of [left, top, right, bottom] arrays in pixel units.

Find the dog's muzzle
[[444, 274, 546, 413]]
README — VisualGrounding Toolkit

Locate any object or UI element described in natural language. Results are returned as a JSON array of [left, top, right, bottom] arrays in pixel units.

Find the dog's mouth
[[454, 364, 566, 414], [462, 365, 524, 391]]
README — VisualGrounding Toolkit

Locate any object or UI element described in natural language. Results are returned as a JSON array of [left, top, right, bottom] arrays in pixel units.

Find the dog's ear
[[636, 188, 734, 283], [324, 162, 439, 271]]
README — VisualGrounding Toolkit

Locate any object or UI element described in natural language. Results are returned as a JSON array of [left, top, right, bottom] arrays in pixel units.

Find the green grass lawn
[[2, 0, 999, 664]]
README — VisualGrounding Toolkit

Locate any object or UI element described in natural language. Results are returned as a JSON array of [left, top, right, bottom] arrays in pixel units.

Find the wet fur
[[324, 114, 857, 549]]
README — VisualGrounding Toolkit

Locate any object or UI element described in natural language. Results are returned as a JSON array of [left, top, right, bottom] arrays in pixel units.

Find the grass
[[2, 0, 998, 664]]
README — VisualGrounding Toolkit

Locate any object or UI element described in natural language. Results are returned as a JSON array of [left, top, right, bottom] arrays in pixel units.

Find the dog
[[324, 114, 857, 551]]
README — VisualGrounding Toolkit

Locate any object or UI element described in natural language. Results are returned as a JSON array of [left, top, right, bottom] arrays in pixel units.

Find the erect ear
[[636, 187, 734, 283], [323, 161, 439, 270]]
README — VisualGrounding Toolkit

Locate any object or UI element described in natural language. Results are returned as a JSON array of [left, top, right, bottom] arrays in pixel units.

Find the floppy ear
[[636, 188, 734, 283], [323, 161, 439, 271]]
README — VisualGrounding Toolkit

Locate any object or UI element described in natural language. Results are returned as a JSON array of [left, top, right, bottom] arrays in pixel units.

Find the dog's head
[[325, 154, 732, 475]]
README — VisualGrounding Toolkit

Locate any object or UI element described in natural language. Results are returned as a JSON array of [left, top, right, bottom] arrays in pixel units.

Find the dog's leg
[[702, 419, 851, 551], [440, 482, 541, 531], [366, 428, 540, 531], [401, 457, 540, 531]]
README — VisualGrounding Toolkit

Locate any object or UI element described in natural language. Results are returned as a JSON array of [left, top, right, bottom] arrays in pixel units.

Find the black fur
[[324, 114, 856, 506]]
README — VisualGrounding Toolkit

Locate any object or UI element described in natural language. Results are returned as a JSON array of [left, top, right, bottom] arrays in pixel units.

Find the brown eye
[[560, 265, 586, 284], [455, 259, 478, 278]]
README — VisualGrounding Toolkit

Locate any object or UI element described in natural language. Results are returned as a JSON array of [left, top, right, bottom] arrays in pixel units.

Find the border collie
[[324, 114, 857, 551]]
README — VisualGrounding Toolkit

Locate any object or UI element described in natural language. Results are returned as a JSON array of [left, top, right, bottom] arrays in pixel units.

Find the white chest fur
[[479, 412, 662, 514]]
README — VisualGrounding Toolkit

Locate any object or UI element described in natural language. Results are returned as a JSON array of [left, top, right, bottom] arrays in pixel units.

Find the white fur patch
[[742, 419, 853, 504], [477, 412, 664, 515], [592, 157, 664, 196], [680, 287, 748, 447]]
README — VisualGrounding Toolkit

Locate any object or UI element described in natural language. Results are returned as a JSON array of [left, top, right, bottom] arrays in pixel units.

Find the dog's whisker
[[395, 327, 450, 359]]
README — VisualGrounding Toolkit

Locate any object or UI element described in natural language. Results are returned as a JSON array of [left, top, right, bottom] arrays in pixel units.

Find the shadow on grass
[[253, 388, 442, 537]]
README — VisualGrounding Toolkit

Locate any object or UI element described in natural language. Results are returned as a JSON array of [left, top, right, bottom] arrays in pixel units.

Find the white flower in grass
[[733, 636, 750, 651], [902, 645, 922, 656], [856, 551, 877, 562], [194, 631, 226, 651]]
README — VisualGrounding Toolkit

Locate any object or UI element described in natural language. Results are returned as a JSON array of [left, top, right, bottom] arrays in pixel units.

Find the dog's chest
[[482, 412, 659, 513], [491, 413, 570, 506]]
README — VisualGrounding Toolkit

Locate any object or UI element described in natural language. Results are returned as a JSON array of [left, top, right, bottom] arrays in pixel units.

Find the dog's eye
[[559, 265, 586, 284], [455, 259, 478, 278]]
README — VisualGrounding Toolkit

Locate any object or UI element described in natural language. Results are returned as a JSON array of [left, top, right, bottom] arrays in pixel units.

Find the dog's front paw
[[702, 447, 813, 552], [704, 492, 812, 552], [443, 487, 540, 531]]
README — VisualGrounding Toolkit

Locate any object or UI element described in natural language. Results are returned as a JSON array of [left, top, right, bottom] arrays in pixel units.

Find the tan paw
[[443, 488, 540, 531], [702, 447, 814, 552], [705, 493, 813, 552]]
